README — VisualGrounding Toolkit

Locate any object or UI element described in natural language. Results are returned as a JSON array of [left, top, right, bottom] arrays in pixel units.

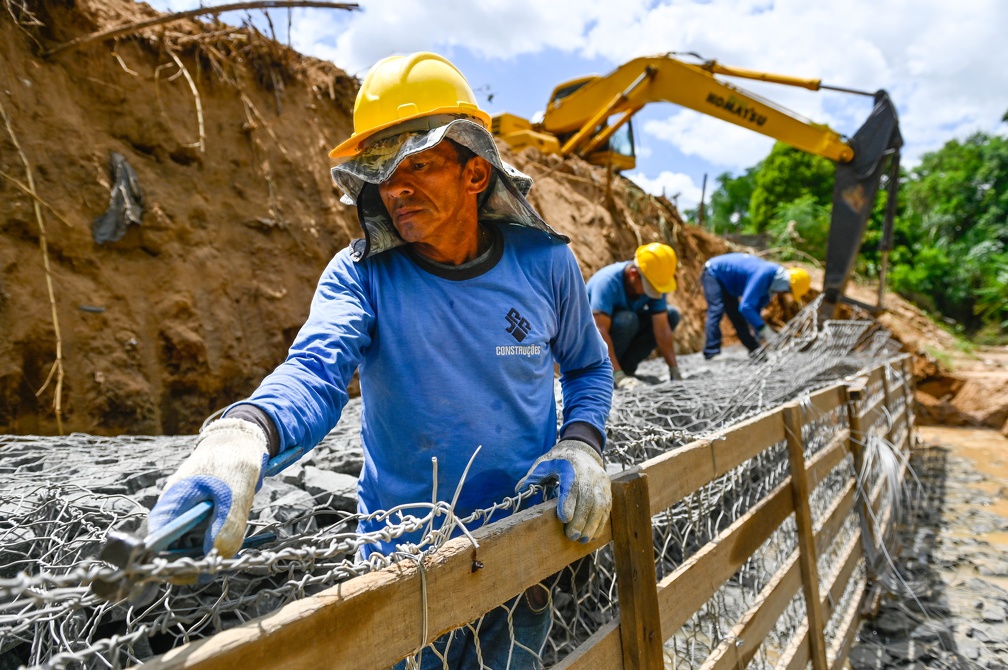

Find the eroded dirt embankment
[[0, 0, 735, 435]]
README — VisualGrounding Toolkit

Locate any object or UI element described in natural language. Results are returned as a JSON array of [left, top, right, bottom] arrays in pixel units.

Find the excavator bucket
[[820, 91, 902, 319]]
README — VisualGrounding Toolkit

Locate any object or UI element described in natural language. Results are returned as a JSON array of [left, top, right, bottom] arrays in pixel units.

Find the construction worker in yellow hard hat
[[701, 252, 812, 359], [148, 52, 612, 669], [586, 242, 683, 387]]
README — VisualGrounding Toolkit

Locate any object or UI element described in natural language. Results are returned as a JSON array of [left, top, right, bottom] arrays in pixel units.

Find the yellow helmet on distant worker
[[634, 243, 678, 294], [329, 52, 492, 159], [788, 268, 811, 302]]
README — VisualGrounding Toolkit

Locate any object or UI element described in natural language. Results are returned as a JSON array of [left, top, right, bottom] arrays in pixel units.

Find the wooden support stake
[[610, 471, 663, 670], [782, 403, 829, 670]]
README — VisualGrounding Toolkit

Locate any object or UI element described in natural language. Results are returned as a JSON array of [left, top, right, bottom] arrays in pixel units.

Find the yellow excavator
[[490, 53, 903, 319]]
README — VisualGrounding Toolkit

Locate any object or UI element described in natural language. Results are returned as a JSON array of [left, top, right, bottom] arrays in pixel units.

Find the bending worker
[[147, 52, 613, 668], [701, 252, 811, 359], [586, 243, 682, 387]]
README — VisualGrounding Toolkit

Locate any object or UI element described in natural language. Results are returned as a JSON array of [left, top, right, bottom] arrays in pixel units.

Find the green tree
[[892, 132, 1008, 332], [749, 142, 834, 232], [708, 167, 758, 233], [766, 194, 831, 260]]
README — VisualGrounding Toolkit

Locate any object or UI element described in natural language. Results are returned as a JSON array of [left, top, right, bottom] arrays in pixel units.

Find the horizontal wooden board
[[144, 501, 607, 670], [642, 409, 786, 514], [552, 620, 622, 670], [656, 480, 794, 634]]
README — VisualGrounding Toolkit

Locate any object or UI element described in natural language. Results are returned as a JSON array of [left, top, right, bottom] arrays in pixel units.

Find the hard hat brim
[[329, 108, 492, 161], [330, 120, 567, 261]]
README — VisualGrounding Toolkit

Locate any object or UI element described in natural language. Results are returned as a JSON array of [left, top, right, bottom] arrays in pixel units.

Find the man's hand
[[668, 364, 682, 381], [613, 369, 641, 390], [516, 439, 611, 543], [757, 325, 778, 345], [148, 418, 268, 557]]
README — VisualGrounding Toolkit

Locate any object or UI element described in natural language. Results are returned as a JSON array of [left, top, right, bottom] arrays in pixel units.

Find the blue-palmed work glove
[[148, 418, 268, 557], [516, 439, 612, 543]]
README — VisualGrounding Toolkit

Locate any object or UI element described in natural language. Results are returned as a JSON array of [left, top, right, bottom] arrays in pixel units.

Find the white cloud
[[150, 0, 1008, 175], [624, 170, 703, 211], [641, 111, 776, 171]]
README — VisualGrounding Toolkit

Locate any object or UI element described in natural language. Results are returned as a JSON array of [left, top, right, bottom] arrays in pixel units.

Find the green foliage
[[749, 142, 834, 232], [708, 168, 758, 233], [766, 194, 831, 260], [893, 132, 1008, 331]]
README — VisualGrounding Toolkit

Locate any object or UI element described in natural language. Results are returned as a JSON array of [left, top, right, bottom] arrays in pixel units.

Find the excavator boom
[[540, 55, 854, 163], [491, 53, 902, 319]]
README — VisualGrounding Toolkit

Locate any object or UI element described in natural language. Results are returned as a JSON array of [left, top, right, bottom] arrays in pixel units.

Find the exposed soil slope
[[0, 0, 733, 435]]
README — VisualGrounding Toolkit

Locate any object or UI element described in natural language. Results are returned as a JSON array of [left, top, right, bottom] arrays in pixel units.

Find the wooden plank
[[702, 554, 802, 670], [814, 480, 856, 559], [780, 622, 811, 670], [845, 375, 869, 401], [806, 430, 851, 488], [858, 395, 886, 425], [829, 575, 867, 670], [145, 500, 607, 670], [783, 403, 828, 670], [642, 407, 786, 514], [552, 620, 622, 670], [640, 439, 717, 515], [610, 471, 663, 669], [804, 384, 846, 418], [656, 479, 794, 634], [900, 357, 918, 451], [822, 533, 864, 623]]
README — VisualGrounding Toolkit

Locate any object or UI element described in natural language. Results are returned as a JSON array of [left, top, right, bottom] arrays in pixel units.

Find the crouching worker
[[148, 52, 614, 669], [585, 243, 682, 388], [701, 252, 811, 359]]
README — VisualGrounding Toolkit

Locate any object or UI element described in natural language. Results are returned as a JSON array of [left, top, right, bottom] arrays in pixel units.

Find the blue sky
[[147, 0, 1008, 210]]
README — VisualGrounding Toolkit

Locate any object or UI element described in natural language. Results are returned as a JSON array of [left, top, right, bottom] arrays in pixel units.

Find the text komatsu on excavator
[[490, 53, 903, 319]]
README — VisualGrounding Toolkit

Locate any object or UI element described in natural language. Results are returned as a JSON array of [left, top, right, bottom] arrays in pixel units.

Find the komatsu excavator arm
[[491, 54, 902, 319]]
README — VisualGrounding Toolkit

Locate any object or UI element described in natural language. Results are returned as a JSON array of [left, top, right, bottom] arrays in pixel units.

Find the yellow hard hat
[[788, 268, 811, 301], [634, 243, 678, 294], [329, 52, 492, 159]]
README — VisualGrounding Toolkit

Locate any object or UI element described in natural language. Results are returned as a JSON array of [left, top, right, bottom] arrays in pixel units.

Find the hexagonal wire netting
[[0, 296, 913, 669]]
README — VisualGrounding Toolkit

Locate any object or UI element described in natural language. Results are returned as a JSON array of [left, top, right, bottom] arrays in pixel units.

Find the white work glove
[[148, 418, 268, 557], [613, 369, 641, 390], [668, 364, 682, 381], [515, 439, 612, 543], [757, 325, 778, 345]]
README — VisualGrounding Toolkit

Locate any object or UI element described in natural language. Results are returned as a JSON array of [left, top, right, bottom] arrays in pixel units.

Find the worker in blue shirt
[[585, 243, 682, 387], [701, 252, 811, 359], [147, 52, 614, 669]]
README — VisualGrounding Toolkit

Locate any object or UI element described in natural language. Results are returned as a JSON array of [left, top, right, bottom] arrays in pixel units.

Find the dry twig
[[0, 169, 74, 228], [0, 99, 65, 434], [168, 50, 206, 154], [43, 0, 359, 58]]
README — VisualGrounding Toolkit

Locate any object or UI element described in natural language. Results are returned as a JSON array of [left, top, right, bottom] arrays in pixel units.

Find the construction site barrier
[[141, 354, 915, 670]]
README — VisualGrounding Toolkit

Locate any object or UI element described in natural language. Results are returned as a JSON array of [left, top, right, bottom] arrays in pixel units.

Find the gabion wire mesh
[[0, 296, 913, 669]]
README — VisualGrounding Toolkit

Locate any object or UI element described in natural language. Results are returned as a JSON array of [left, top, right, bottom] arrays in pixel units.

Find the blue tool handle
[[146, 448, 303, 555]]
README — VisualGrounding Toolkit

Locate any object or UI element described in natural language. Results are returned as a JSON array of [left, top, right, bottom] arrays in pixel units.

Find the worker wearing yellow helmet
[[701, 252, 812, 359], [586, 242, 683, 387], [147, 52, 613, 669]]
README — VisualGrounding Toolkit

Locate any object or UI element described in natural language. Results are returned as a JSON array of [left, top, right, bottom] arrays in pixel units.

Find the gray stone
[[302, 466, 358, 513], [959, 637, 984, 660], [982, 603, 1007, 623], [873, 609, 914, 636], [911, 620, 952, 647], [849, 644, 891, 669], [885, 638, 927, 661]]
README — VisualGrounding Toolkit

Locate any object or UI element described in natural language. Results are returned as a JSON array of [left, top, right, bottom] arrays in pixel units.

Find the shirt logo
[[505, 308, 530, 342]]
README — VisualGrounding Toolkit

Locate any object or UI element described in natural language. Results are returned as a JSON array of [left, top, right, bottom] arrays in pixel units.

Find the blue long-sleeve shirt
[[706, 253, 783, 330], [239, 223, 612, 555]]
